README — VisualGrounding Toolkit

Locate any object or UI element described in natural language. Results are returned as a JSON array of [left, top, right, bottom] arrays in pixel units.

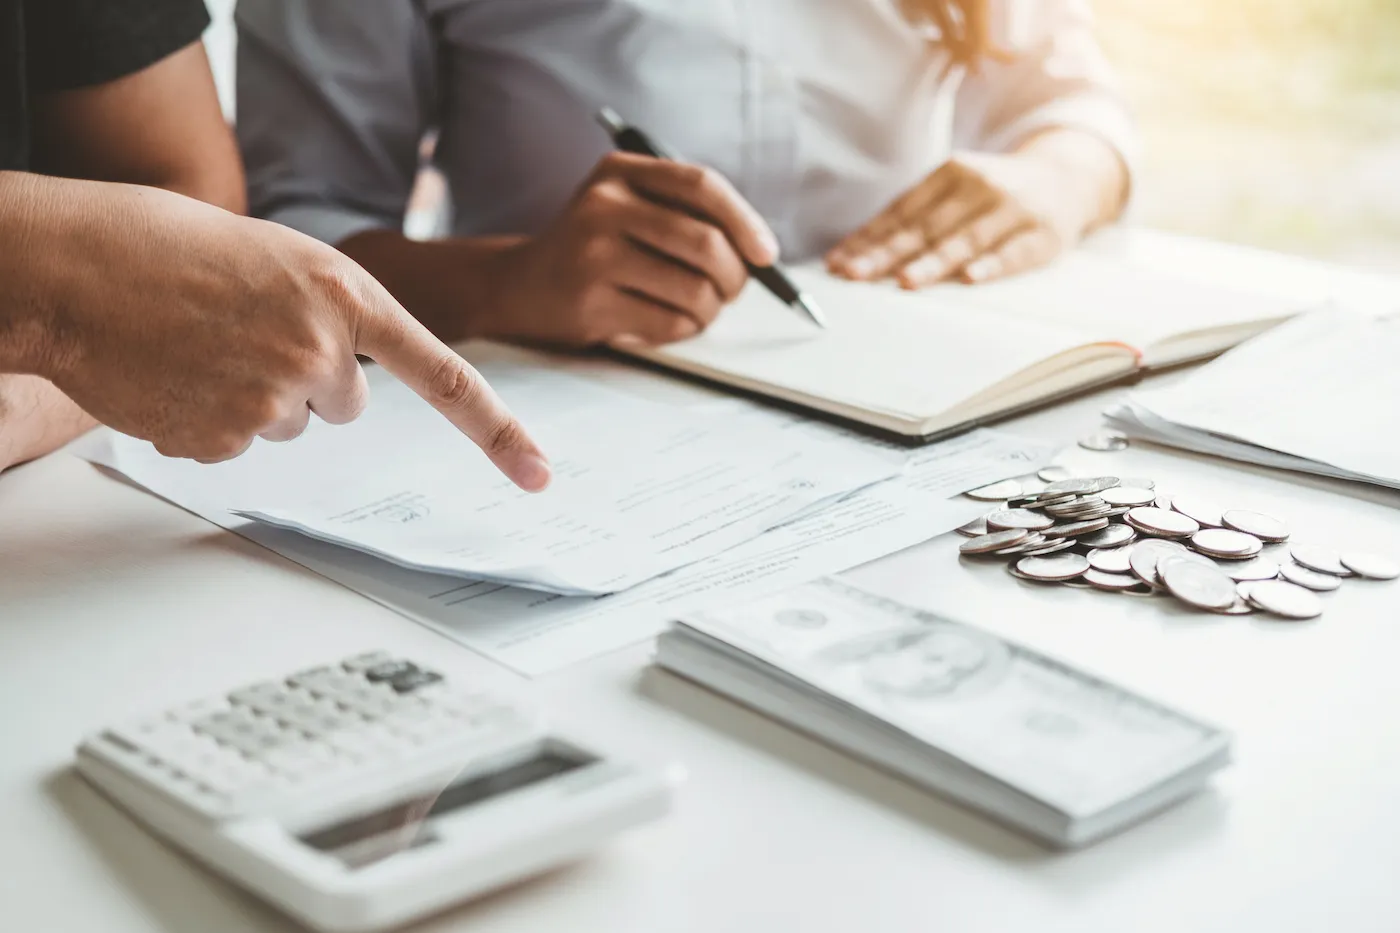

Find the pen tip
[[595, 107, 626, 134], [797, 294, 829, 329]]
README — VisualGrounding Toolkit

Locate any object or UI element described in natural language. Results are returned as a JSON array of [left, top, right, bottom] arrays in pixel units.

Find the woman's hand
[[825, 129, 1127, 288]]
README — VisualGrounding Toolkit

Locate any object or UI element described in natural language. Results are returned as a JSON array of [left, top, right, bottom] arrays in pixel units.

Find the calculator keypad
[[90, 654, 526, 818]]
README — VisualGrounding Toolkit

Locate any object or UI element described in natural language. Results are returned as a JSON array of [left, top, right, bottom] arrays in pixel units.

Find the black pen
[[594, 107, 827, 329]]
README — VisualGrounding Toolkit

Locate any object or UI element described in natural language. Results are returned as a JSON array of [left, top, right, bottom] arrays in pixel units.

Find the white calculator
[[76, 652, 679, 933]]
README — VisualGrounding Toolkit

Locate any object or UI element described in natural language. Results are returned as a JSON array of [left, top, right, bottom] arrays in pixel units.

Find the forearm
[[0, 375, 96, 471], [1014, 128, 1129, 236], [0, 172, 67, 374], [338, 230, 523, 343]]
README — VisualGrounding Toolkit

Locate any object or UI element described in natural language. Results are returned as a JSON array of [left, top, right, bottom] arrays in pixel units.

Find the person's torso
[[422, 0, 958, 259]]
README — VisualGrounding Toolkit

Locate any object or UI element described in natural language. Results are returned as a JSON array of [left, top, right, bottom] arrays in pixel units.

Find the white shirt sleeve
[[235, 0, 437, 246], [950, 0, 1138, 176]]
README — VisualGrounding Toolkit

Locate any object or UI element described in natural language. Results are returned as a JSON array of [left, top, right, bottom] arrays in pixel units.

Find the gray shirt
[[237, 0, 1135, 260]]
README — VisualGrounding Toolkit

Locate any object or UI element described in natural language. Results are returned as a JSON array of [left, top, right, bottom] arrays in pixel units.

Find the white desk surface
[[3, 232, 1399, 933]]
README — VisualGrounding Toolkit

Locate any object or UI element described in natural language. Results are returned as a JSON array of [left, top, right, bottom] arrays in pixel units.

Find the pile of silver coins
[[955, 469, 1398, 620]]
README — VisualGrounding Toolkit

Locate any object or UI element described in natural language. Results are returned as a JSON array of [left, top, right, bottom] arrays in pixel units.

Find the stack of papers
[[78, 345, 1058, 674], [89, 360, 904, 596], [657, 578, 1232, 848], [1106, 309, 1400, 490]]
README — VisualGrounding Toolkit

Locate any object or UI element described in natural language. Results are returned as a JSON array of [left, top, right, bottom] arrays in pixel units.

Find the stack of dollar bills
[[655, 579, 1232, 848]]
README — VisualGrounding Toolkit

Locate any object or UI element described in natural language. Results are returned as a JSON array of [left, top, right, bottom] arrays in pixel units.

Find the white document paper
[[1115, 308, 1400, 487], [217, 426, 1050, 674], [77, 373, 1055, 674], [86, 360, 904, 596]]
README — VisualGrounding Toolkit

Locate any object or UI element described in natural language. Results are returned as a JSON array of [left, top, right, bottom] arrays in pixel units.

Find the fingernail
[[847, 257, 874, 278], [515, 455, 552, 493], [610, 334, 645, 349], [965, 258, 993, 281]]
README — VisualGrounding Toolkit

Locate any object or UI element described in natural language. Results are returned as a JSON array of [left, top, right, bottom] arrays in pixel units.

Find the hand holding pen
[[479, 121, 804, 347], [596, 108, 826, 328]]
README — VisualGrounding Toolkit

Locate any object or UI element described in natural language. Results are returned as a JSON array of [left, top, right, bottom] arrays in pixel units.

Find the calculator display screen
[[298, 747, 593, 869]]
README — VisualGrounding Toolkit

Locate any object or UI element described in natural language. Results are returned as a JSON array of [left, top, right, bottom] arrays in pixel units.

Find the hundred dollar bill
[[658, 578, 1231, 846]]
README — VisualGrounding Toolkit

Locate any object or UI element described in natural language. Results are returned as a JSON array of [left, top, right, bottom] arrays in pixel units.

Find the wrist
[[337, 230, 527, 343], [1014, 129, 1128, 237]]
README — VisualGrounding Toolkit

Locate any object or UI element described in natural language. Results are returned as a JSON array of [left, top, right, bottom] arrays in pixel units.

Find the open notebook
[[615, 251, 1325, 440]]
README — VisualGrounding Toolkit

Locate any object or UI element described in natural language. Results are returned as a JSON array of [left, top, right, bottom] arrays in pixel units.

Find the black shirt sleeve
[[25, 0, 211, 93]]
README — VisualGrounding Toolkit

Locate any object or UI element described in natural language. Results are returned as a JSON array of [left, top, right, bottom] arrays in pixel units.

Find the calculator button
[[278, 700, 360, 739], [226, 682, 285, 707], [287, 666, 339, 689], [388, 668, 444, 694], [364, 660, 418, 683], [333, 686, 400, 720], [240, 688, 315, 720]]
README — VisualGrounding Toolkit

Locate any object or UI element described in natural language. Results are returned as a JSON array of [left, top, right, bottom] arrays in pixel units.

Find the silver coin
[[1043, 517, 1112, 539], [1007, 563, 1057, 585], [986, 508, 1056, 533], [1209, 597, 1255, 616], [1041, 478, 1101, 497], [959, 529, 1030, 554], [1083, 568, 1143, 591], [1050, 504, 1114, 523], [1079, 524, 1137, 549], [1278, 562, 1343, 592], [1037, 466, 1073, 483], [1102, 506, 1132, 518], [1154, 492, 1173, 511], [1078, 431, 1129, 452], [1120, 583, 1162, 597], [1247, 580, 1324, 620], [1290, 544, 1351, 577], [1045, 496, 1106, 517], [1222, 555, 1280, 582], [1126, 506, 1200, 539], [1016, 493, 1079, 510], [955, 517, 989, 537], [1016, 553, 1091, 582], [1099, 486, 1156, 508], [1118, 477, 1156, 490], [1159, 557, 1238, 611], [1190, 528, 1264, 560], [992, 534, 1050, 556], [1170, 494, 1223, 529], [1020, 539, 1078, 557], [965, 479, 1023, 502], [1128, 539, 1189, 587], [1087, 545, 1134, 574], [1088, 477, 1123, 493], [1222, 510, 1290, 543], [1236, 581, 1257, 602], [1340, 551, 1400, 580]]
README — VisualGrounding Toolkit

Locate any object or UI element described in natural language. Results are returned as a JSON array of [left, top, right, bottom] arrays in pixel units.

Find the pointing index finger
[[355, 296, 551, 493]]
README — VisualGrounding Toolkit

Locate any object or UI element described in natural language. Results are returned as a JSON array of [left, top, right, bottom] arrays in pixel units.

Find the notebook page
[[943, 251, 1308, 361], [633, 268, 1103, 421]]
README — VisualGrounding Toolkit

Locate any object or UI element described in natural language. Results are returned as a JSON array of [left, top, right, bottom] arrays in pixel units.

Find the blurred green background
[[1098, 0, 1400, 270]]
